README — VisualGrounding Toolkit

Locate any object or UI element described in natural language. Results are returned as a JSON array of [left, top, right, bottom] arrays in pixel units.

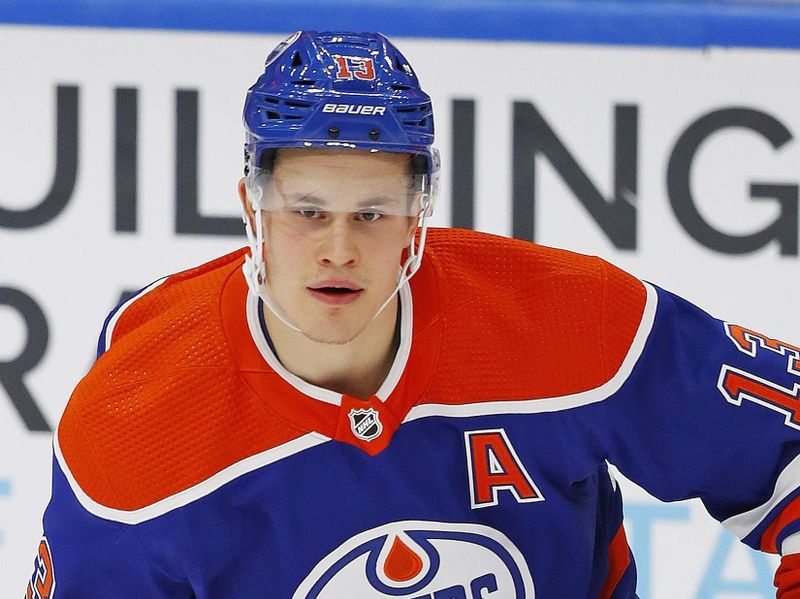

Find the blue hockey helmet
[[242, 31, 438, 180]]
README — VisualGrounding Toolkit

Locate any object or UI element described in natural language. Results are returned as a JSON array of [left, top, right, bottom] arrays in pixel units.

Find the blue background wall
[[2, 0, 800, 48]]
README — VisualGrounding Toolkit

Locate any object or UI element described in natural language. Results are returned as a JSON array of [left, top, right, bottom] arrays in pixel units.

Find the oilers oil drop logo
[[293, 520, 535, 598]]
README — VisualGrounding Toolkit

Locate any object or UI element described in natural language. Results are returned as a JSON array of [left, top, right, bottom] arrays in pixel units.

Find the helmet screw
[[328, 126, 340, 139], [369, 128, 380, 141]]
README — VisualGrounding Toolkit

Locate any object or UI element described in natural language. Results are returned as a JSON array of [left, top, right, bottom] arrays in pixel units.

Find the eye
[[294, 208, 324, 219], [356, 211, 383, 222]]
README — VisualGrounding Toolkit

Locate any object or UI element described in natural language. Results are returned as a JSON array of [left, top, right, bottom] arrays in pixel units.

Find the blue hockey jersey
[[27, 228, 800, 598]]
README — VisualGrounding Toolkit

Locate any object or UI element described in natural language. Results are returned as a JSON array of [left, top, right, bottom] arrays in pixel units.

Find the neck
[[262, 297, 401, 400]]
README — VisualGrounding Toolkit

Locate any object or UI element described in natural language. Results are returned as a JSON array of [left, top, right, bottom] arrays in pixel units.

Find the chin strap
[[241, 187, 302, 332], [373, 193, 432, 319]]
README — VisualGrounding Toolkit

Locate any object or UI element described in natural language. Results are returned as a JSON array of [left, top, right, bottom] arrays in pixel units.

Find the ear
[[238, 178, 256, 231]]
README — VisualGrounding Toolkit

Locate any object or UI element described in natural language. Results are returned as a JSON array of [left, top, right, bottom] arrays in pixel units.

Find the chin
[[298, 314, 369, 346], [300, 326, 363, 346]]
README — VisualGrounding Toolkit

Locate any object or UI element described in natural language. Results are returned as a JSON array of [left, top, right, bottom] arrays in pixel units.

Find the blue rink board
[[0, 0, 799, 48]]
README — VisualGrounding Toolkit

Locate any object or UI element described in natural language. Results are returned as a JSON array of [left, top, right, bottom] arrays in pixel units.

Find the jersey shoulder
[[96, 247, 247, 362], [421, 228, 650, 403], [56, 247, 306, 516]]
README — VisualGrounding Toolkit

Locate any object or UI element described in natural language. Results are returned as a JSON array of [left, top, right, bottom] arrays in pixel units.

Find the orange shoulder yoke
[[57, 248, 305, 512], [420, 229, 647, 404]]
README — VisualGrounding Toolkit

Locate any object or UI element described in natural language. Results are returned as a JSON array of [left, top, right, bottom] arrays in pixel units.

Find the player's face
[[241, 148, 417, 345]]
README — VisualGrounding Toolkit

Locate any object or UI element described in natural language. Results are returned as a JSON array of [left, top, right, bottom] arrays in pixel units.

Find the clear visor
[[245, 161, 434, 219]]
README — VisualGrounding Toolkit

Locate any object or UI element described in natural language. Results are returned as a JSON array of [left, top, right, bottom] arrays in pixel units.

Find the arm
[[597, 274, 800, 594], [24, 452, 193, 598], [776, 551, 800, 598]]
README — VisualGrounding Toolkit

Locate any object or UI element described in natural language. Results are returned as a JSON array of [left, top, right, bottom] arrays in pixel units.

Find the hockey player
[[26, 31, 800, 598]]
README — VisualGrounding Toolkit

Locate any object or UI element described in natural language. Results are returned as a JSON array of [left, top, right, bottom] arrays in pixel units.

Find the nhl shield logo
[[348, 408, 383, 442]]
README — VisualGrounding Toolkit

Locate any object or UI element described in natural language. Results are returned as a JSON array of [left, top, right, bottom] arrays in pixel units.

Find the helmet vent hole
[[292, 79, 315, 86], [266, 110, 281, 120], [284, 100, 311, 108], [391, 84, 411, 91], [393, 54, 404, 71], [291, 51, 303, 68]]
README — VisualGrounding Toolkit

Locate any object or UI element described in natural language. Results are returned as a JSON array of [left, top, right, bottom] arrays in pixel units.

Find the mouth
[[307, 281, 364, 306]]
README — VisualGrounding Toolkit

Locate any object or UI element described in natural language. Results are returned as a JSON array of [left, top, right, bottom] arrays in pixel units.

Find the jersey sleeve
[[25, 452, 193, 598], [26, 282, 194, 598], [776, 553, 800, 598], [602, 280, 800, 555]]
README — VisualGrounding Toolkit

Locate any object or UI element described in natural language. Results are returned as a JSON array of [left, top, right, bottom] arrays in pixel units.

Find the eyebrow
[[357, 196, 402, 208], [286, 194, 402, 209]]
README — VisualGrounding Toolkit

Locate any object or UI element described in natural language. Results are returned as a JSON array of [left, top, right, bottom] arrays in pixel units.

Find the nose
[[316, 215, 359, 268]]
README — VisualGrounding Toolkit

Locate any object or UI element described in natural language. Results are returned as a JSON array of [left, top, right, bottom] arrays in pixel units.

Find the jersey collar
[[221, 255, 442, 455], [244, 281, 414, 406]]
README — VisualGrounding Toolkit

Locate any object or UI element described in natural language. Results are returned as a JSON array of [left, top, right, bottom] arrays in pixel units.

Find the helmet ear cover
[[410, 154, 429, 177], [258, 148, 277, 173]]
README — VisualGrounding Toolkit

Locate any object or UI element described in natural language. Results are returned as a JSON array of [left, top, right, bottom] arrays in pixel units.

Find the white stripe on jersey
[[103, 277, 168, 352], [782, 530, 800, 555], [403, 281, 658, 421], [54, 431, 330, 525], [723, 452, 800, 542]]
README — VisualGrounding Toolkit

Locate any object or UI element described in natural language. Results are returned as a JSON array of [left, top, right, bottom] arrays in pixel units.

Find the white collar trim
[[245, 283, 414, 406]]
